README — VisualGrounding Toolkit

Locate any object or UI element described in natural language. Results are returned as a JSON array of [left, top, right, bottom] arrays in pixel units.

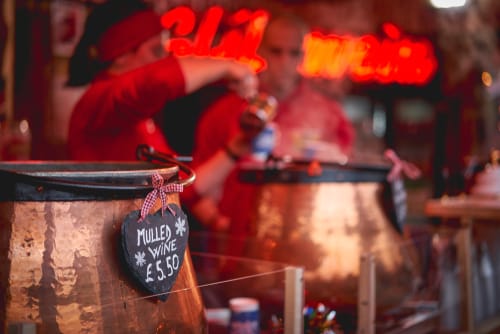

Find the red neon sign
[[161, 6, 268, 71], [160, 7, 437, 85], [300, 23, 437, 85]]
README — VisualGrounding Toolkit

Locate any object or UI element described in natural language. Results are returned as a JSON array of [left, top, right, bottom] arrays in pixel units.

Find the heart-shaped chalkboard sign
[[121, 204, 189, 301]]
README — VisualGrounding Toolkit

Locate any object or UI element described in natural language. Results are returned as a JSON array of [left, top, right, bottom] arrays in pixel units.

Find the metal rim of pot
[[0, 144, 196, 192]]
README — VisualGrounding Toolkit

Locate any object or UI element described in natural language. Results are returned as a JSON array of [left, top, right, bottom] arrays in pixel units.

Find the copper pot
[[0, 161, 206, 334], [236, 160, 418, 311]]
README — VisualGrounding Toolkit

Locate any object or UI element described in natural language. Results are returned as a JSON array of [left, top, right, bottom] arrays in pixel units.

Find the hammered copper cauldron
[[0, 161, 206, 334], [235, 160, 418, 311]]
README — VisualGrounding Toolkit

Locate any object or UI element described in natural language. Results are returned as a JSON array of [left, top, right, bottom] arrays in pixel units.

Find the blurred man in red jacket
[[189, 12, 355, 233]]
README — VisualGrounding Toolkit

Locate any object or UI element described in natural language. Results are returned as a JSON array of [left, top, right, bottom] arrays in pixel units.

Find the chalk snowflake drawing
[[135, 251, 146, 267], [175, 217, 187, 237]]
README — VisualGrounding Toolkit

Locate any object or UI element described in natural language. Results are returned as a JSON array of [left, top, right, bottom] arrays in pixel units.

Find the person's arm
[[82, 56, 257, 130], [183, 133, 251, 232], [327, 99, 355, 156], [181, 95, 259, 232], [192, 132, 251, 196], [176, 57, 257, 99]]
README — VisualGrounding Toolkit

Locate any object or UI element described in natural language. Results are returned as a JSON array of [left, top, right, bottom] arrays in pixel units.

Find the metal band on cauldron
[[238, 159, 391, 184]]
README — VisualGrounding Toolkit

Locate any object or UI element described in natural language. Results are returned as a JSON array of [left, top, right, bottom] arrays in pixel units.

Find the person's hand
[[226, 93, 279, 160], [190, 197, 231, 232], [239, 93, 277, 138], [224, 131, 254, 160], [225, 61, 258, 100], [177, 56, 258, 98]]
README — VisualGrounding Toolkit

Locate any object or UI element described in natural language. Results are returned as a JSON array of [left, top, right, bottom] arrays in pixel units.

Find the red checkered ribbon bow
[[139, 172, 183, 222], [384, 149, 422, 182]]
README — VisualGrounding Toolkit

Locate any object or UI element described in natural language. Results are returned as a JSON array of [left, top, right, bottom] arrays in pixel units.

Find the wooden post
[[358, 253, 375, 334], [284, 266, 304, 334], [456, 218, 475, 333], [2, 0, 14, 123]]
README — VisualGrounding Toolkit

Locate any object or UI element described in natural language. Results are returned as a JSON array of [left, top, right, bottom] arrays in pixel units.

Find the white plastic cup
[[228, 297, 260, 334], [251, 123, 276, 161]]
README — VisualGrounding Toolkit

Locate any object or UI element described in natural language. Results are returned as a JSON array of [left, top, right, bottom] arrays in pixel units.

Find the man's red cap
[[96, 9, 163, 62]]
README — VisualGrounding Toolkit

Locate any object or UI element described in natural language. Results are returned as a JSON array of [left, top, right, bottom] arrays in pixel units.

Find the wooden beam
[[2, 0, 14, 123]]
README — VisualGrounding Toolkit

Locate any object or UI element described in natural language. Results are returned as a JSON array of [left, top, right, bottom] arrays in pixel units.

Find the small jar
[[228, 297, 260, 334], [239, 93, 277, 132]]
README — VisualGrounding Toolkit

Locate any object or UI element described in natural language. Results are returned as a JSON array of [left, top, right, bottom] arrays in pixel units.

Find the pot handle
[[135, 144, 196, 187], [0, 147, 196, 192]]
